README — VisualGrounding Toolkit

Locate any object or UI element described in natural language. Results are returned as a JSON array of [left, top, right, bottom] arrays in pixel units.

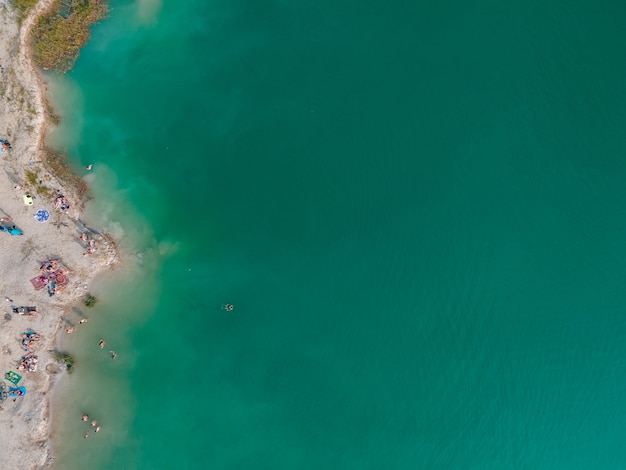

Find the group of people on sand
[[34, 259, 69, 298], [81, 413, 101, 438], [21, 331, 41, 350], [81, 232, 97, 257], [54, 193, 70, 212], [31, 259, 68, 299], [17, 353, 38, 372], [40, 259, 59, 272]]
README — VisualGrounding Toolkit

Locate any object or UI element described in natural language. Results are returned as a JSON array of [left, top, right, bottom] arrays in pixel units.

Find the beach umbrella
[[34, 209, 50, 223]]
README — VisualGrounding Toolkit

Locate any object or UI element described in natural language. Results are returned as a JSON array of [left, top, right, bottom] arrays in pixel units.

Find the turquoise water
[[47, 0, 626, 468]]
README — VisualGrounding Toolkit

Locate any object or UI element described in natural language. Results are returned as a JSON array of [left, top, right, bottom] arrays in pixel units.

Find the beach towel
[[8, 386, 26, 397], [34, 209, 50, 223], [5, 371, 22, 385], [51, 270, 69, 287], [30, 276, 46, 291]]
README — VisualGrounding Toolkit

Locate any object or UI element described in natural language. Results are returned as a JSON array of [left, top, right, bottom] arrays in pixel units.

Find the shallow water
[[49, 0, 626, 468]]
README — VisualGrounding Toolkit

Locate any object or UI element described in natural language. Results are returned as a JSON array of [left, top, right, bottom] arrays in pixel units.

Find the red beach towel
[[52, 270, 69, 287], [30, 276, 46, 291]]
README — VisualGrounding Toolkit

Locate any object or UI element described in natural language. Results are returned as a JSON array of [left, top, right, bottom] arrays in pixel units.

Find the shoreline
[[0, 1, 118, 468]]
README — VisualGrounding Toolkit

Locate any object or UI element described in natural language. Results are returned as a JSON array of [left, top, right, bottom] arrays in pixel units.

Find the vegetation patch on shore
[[54, 350, 76, 373], [31, 0, 108, 72], [84, 293, 98, 308], [42, 147, 89, 198], [9, 0, 38, 24], [25, 168, 53, 199]]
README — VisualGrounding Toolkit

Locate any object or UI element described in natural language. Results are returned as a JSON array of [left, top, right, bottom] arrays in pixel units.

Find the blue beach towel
[[34, 209, 50, 223], [8, 386, 26, 397]]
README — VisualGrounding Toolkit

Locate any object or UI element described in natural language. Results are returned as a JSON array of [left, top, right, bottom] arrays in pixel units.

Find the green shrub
[[25, 169, 38, 187], [54, 350, 76, 373], [24, 169, 53, 199], [84, 294, 97, 308]]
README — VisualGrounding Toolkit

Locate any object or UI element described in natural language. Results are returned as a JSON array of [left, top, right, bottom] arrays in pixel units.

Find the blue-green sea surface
[[49, 0, 626, 468]]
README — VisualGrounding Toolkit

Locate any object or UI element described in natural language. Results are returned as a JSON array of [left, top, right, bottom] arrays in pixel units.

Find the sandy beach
[[0, 1, 117, 468]]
